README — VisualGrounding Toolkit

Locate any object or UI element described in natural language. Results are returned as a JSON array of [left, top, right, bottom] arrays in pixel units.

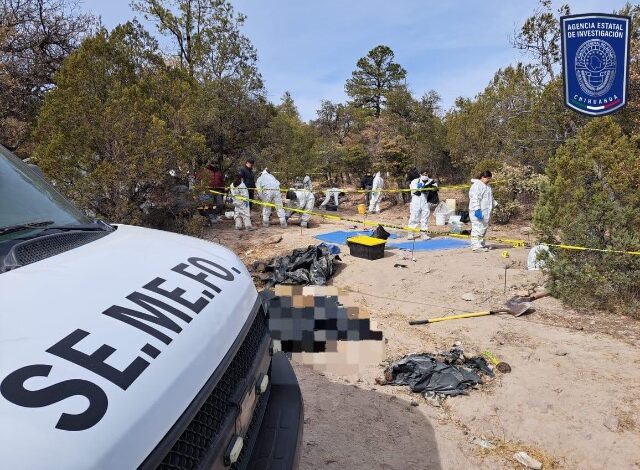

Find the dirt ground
[[203, 194, 640, 470]]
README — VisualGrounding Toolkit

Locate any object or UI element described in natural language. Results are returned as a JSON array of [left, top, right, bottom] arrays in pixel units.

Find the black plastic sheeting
[[263, 245, 340, 287], [457, 209, 470, 224], [372, 225, 391, 240], [385, 347, 493, 397]]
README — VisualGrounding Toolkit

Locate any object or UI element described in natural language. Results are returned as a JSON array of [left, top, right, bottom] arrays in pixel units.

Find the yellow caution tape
[[541, 243, 640, 256], [210, 189, 426, 234], [210, 190, 640, 256], [342, 184, 473, 193], [213, 182, 481, 194]]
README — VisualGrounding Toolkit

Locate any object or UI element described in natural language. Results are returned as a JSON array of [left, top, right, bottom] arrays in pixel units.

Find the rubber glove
[[474, 209, 483, 220]]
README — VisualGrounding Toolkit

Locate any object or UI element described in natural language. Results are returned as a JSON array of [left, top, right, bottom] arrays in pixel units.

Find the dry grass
[[488, 440, 564, 469], [439, 406, 564, 468], [617, 409, 638, 433]]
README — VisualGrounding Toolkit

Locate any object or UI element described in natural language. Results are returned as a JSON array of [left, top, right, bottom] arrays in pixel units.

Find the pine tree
[[345, 45, 406, 118]]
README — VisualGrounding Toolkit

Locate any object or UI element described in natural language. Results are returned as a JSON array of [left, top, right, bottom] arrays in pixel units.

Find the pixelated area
[[266, 285, 385, 375]]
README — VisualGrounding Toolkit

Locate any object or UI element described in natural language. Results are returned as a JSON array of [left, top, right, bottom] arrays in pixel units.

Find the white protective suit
[[286, 188, 315, 228], [256, 169, 286, 227], [368, 171, 384, 213], [407, 177, 438, 239], [468, 178, 497, 250], [230, 182, 251, 229], [320, 188, 341, 208], [302, 175, 312, 191]]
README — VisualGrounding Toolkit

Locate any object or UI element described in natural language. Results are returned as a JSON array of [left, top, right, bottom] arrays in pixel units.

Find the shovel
[[409, 297, 532, 325]]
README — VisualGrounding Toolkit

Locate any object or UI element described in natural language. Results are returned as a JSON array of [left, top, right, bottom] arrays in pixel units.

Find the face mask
[[421, 176, 429, 181]]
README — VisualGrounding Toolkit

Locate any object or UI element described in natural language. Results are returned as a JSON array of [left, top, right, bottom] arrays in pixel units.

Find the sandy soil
[[203, 195, 640, 470]]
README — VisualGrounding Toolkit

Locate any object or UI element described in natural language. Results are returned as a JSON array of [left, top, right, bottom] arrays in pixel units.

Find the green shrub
[[470, 159, 502, 181], [533, 118, 640, 316], [493, 163, 546, 209], [33, 23, 207, 233], [492, 201, 520, 225]]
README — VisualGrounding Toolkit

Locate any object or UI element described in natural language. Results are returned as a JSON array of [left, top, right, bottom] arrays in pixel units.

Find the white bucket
[[225, 211, 235, 219], [435, 213, 447, 226], [448, 214, 462, 225]]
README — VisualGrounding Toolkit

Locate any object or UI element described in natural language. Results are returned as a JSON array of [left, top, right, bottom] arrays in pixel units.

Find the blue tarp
[[314, 230, 470, 252], [314, 230, 399, 245], [390, 238, 470, 251]]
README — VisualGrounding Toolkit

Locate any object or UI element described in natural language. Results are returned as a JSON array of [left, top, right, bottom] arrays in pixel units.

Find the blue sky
[[84, 0, 626, 121]]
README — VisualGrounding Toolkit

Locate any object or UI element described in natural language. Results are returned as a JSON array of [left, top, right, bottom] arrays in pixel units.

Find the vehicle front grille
[[230, 387, 268, 470], [158, 311, 269, 470], [12, 231, 109, 267]]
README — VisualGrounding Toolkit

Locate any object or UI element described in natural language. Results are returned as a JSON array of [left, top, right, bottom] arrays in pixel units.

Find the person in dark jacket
[[361, 171, 374, 206], [238, 159, 256, 206]]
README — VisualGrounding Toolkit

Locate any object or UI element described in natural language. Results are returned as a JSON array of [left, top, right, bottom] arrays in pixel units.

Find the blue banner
[[561, 14, 630, 116]]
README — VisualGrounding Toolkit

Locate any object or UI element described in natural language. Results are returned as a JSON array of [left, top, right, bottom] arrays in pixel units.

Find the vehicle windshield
[[0, 145, 92, 242]]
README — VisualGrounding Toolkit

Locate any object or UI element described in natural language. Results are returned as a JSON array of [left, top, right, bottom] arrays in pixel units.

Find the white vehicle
[[0, 145, 303, 469]]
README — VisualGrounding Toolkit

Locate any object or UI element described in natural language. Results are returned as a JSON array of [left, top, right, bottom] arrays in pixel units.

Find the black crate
[[347, 240, 385, 260]]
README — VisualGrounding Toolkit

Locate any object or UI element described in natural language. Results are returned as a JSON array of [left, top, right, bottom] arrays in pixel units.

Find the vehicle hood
[[0, 224, 258, 469]]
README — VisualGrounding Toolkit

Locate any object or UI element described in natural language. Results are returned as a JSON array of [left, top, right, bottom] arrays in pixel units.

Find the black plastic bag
[[371, 224, 390, 240], [386, 350, 493, 397], [264, 245, 339, 287]]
